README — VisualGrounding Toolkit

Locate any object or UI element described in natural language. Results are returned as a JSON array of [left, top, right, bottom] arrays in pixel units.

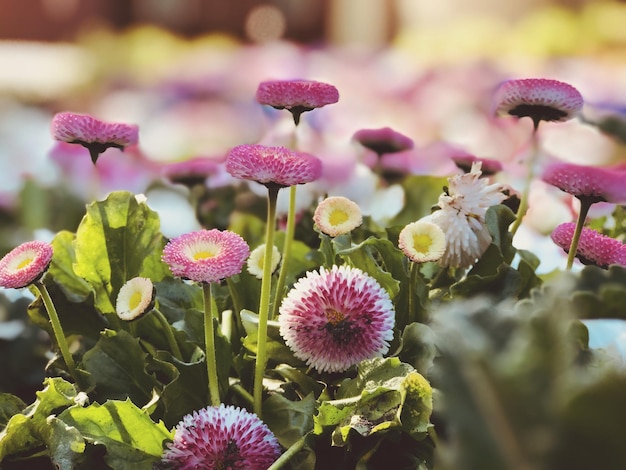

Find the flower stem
[[511, 124, 540, 236], [566, 198, 593, 270], [229, 380, 254, 408], [154, 308, 184, 361], [272, 185, 297, 319], [408, 261, 420, 324], [203, 283, 221, 406], [268, 435, 307, 470], [254, 186, 279, 418], [34, 281, 78, 382]]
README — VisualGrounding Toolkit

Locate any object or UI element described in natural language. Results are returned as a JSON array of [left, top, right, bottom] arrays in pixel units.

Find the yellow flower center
[[329, 209, 349, 226], [325, 308, 345, 325], [16, 257, 34, 270], [128, 290, 143, 311], [412, 234, 433, 254], [193, 249, 217, 260]]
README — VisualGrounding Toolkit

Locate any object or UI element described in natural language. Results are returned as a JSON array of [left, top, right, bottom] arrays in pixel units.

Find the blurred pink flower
[[493, 78, 583, 128], [353, 126, 414, 156], [0, 241, 53, 289], [279, 265, 395, 373], [451, 154, 503, 176], [256, 79, 339, 125], [541, 161, 626, 204], [162, 404, 281, 470], [162, 229, 249, 284], [161, 156, 224, 188], [226, 144, 322, 189], [51, 112, 139, 164], [550, 222, 626, 268]]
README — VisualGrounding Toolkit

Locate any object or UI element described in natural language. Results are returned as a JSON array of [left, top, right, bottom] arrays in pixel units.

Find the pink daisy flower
[[493, 78, 583, 128], [161, 404, 281, 470], [542, 161, 626, 204], [353, 127, 414, 156], [51, 111, 139, 164], [0, 241, 53, 289], [550, 222, 626, 268], [279, 265, 395, 373], [256, 79, 339, 125], [162, 229, 249, 284], [225, 144, 322, 189], [161, 156, 223, 188], [313, 196, 363, 237]]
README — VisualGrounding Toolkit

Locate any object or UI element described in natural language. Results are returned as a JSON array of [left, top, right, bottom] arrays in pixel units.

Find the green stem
[[566, 199, 593, 270], [272, 185, 297, 319], [254, 186, 279, 418], [154, 308, 183, 361], [34, 281, 78, 382], [203, 283, 221, 406], [268, 435, 308, 470], [511, 124, 540, 236], [408, 261, 418, 324], [229, 380, 254, 408]]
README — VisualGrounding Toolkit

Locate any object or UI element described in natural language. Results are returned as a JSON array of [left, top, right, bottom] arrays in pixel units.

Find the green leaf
[[82, 329, 158, 406], [396, 322, 438, 376], [0, 394, 26, 429], [57, 399, 173, 470], [263, 393, 316, 448], [73, 191, 168, 314], [570, 265, 626, 320], [49, 230, 92, 302]]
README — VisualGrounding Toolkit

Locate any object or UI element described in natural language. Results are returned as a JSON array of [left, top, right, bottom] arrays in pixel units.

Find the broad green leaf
[[0, 394, 26, 429], [73, 191, 168, 314], [49, 230, 92, 302], [57, 399, 173, 470], [82, 329, 158, 407], [570, 265, 626, 320], [263, 393, 316, 448], [46, 416, 87, 469], [396, 322, 438, 376]]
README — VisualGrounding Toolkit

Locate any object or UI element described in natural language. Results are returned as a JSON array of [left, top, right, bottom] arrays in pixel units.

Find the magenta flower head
[[451, 154, 503, 176], [225, 144, 322, 190], [51, 111, 139, 165], [279, 265, 395, 373], [256, 79, 339, 125], [550, 222, 626, 268], [493, 78, 583, 129], [0, 241, 53, 289], [353, 127, 414, 156], [542, 161, 626, 205], [161, 404, 281, 470], [162, 229, 249, 284]]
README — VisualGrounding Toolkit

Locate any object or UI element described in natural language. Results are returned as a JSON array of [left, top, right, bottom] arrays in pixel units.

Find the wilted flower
[[51, 112, 139, 164], [313, 196, 362, 237], [225, 144, 322, 189], [398, 220, 446, 263], [279, 265, 395, 373], [0, 241, 53, 289], [429, 162, 507, 268], [116, 277, 155, 321], [162, 229, 249, 283], [256, 79, 339, 125], [161, 404, 281, 470], [353, 127, 414, 156], [493, 78, 583, 128], [542, 161, 626, 205], [247, 244, 281, 279], [550, 222, 626, 268]]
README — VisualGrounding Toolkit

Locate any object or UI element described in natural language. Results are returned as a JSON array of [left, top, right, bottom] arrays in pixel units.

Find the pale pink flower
[[162, 404, 281, 470], [225, 144, 322, 189], [162, 229, 249, 283], [542, 161, 626, 204], [550, 222, 626, 268], [493, 78, 583, 127], [313, 196, 362, 237], [353, 127, 414, 156], [279, 265, 395, 373], [256, 79, 339, 125], [51, 112, 139, 164], [0, 241, 53, 289]]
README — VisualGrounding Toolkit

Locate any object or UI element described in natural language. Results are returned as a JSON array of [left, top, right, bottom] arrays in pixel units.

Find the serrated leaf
[[57, 399, 173, 470]]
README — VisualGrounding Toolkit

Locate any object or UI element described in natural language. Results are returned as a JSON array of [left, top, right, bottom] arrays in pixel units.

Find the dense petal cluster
[[279, 265, 395, 373], [493, 78, 583, 126], [541, 161, 626, 204], [247, 244, 281, 279], [429, 162, 507, 268], [226, 144, 322, 189], [353, 127, 414, 156], [0, 241, 53, 289], [116, 277, 155, 321], [256, 79, 339, 125], [162, 229, 249, 283], [51, 112, 139, 164], [398, 220, 446, 263], [313, 196, 363, 237], [162, 404, 281, 470], [550, 222, 626, 268]]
